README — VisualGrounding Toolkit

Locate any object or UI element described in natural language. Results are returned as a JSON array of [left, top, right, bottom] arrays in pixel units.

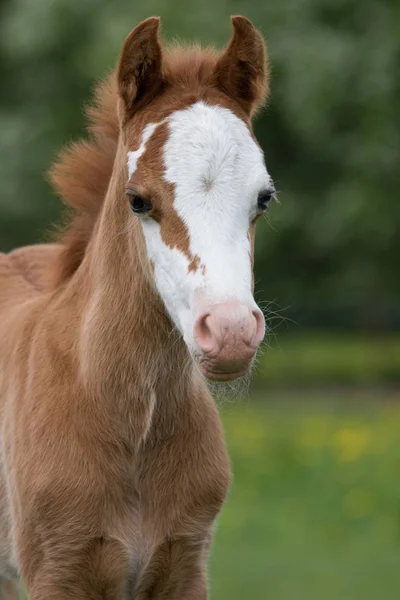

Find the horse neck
[[65, 138, 192, 403]]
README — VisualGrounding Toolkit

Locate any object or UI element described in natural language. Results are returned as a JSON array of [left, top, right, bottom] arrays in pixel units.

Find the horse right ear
[[215, 16, 268, 117], [117, 17, 164, 115]]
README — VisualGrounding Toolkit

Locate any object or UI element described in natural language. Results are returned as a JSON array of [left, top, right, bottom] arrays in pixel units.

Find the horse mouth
[[199, 360, 251, 381]]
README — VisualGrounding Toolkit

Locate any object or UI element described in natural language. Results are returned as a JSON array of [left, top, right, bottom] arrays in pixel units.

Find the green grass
[[210, 393, 400, 600], [257, 333, 400, 385]]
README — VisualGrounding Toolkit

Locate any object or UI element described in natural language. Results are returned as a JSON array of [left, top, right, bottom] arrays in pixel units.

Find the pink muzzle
[[193, 301, 265, 380]]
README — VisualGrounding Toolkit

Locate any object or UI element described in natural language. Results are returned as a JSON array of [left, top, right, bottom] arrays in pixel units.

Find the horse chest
[[115, 404, 230, 553]]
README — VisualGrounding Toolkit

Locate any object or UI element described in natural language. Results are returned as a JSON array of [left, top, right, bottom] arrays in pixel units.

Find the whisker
[[262, 212, 277, 232], [272, 190, 281, 204]]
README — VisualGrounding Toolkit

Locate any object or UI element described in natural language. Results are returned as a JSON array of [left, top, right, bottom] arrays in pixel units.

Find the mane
[[49, 45, 220, 286]]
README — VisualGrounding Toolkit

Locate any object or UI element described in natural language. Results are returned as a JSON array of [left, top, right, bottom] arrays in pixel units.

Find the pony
[[0, 16, 273, 599]]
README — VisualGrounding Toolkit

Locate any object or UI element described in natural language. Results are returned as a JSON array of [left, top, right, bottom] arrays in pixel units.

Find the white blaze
[[127, 102, 272, 351]]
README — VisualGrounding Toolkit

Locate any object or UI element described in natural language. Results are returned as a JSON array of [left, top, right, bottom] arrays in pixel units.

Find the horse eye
[[257, 187, 275, 212], [126, 191, 152, 214]]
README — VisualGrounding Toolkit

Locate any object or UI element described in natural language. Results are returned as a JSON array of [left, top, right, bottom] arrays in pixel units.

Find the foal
[[0, 16, 273, 598]]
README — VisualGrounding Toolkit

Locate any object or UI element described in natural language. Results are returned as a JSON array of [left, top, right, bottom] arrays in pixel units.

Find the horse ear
[[117, 17, 164, 114], [215, 16, 269, 117]]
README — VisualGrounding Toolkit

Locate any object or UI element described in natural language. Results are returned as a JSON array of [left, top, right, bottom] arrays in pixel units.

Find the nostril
[[252, 308, 266, 346], [194, 313, 215, 354]]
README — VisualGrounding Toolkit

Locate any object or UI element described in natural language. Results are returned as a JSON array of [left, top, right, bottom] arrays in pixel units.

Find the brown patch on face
[[129, 121, 201, 271], [188, 255, 201, 274]]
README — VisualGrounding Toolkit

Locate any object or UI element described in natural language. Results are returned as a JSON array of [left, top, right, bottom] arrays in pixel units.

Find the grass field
[[210, 391, 400, 600]]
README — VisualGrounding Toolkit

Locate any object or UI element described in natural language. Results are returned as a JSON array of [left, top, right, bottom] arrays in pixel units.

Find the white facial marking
[[139, 220, 195, 336], [128, 102, 272, 350]]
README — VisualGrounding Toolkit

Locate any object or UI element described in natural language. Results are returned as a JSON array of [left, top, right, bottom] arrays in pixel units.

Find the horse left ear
[[117, 17, 164, 115], [215, 16, 269, 117]]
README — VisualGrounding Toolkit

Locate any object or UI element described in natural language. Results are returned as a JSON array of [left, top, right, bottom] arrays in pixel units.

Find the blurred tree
[[0, 0, 398, 330]]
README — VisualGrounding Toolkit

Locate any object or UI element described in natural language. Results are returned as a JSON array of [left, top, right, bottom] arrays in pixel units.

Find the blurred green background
[[0, 0, 399, 598]]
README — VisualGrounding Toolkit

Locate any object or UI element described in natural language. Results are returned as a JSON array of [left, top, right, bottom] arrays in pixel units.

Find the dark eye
[[257, 187, 275, 212], [126, 191, 152, 214]]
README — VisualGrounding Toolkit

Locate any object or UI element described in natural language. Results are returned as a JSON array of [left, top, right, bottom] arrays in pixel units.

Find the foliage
[[0, 0, 399, 328], [257, 332, 400, 386]]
